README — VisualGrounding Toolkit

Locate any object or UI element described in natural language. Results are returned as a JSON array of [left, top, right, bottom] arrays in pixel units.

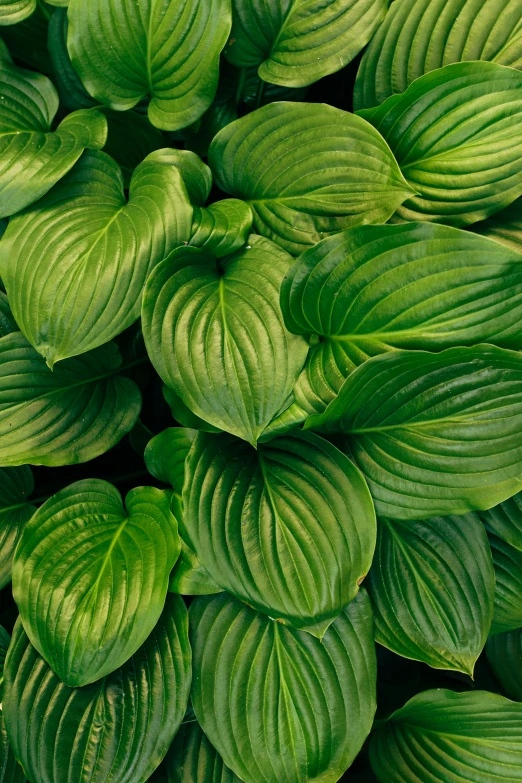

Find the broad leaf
[[224, 0, 388, 88], [358, 61, 522, 225], [0, 711, 26, 783], [67, 0, 232, 131], [474, 198, 522, 253], [0, 149, 192, 366], [3, 596, 191, 783], [184, 430, 376, 635], [0, 332, 141, 467], [0, 466, 35, 589], [142, 238, 308, 445], [190, 591, 377, 783], [479, 491, 522, 552], [354, 0, 522, 110], [208, 102, 415, 255], [190, 200, 253, 258], [485, 528, 522, 634], [370, 689, 522, 782], [163, 721, 240, 783], [13, 479, 180, 686], [0, 0, 34, 24], [368, 513, 494, 675], [309, 346, 522, 519], [47, 7, 96, 110], [487, 629, 522, 700]]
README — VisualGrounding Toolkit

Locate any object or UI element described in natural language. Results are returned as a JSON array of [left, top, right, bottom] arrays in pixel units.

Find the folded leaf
[[485, 528, 522, 634], [191, 591, 376, 783], [474, 198, 522, 253], [0, 149, 192, 366], [3, 597, 191, 783], [0, 332, 141, 467], [67, 0, 232, 131], [487, 629, 522, 700], [354, 0, 522, 110], [309, 346, 522, 519], [368, 513, 494, 675], [358, 61, 522, 225], [224, 0, 388, 88], [190, 200, 253, 258], [184, 430, 376, 635], [0, 0, 34, 24], [370, 689, 522, 783], [142, 238, 308, 444], [479, 491, 522, 552], [0, 466, 35, 589], [145, 428, 197, 496], [209, 102, 415, 255], [163, 721, 240, 783]]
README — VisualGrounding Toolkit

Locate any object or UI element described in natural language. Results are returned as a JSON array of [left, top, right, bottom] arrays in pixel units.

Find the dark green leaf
[[163, 721, 241, 783], [102, 110, 169, 187], [486, 528, 522, 634], [0, 466, 35, 589], [0, 711, 26, 783], [487, 629, 522, 700], [479, 491, 522, 552], [0, 292, 16, 337], [47, 7, 96, 110]]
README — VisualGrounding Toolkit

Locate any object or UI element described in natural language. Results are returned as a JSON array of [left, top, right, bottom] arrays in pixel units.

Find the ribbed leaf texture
[[0, 466, 35, 589], [163, 721, 241, 783], [487, 629, 522, 700]]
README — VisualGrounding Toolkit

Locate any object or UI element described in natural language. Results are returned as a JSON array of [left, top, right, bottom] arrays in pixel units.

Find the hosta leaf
[[184, 430, 376, 635], [0, 149, 192, 366], [145, 428, 197, 495], [370, 689, 522, 783], [47, 7, 96, 111], [474, 198, 522, 252], [354, 0, 522, 111], [485, 528, 522, 633], [142, 238, 308, 445], [13, 479, 180, 687], [67, 0, 232, 131], [3, 597, 191, 783], [190, 591, 377, 783], [190, 200, 253, 258], [102, 110, 169, 187], [163, 721, 240, 783], [368, 513, 494, 675], [224, 0, 388, 88], [0, 466, 35, 589], [0, 711, 26, 783], [309, 346, 522, 519], [208, 102, 415, 255], [0, 0, 34, 24], [0, 332, 141, 467], [487, 629, 522, 700], [358, 61, 522, 225], [479, 491, 522, 552], [2, 4, 51, 74], [0, 292, 16, 337], [0, 623, 9, 687], [163, 386, 222, 433]]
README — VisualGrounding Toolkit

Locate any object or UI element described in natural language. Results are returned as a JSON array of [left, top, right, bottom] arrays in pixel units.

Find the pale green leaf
[[474, 198, 522, 253], [0, 0, 34, 25], [190, 199, 253, 258]]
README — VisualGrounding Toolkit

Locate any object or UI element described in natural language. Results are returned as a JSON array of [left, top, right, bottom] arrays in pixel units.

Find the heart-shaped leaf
[[479, 492, 522, 552], [484, 527, 522, 634], [142, 238, 309, 445], [474, 199, 522, 253], [184, 430, 376, 636], [487, 629, 522, 700], [224, 0, 388, 88], [368, 513, 494, 675], [370, 689, 522, 783], [354, 0, 522, 111], [163, 721, 241, 783], [0, 149, 192, 366], [190, 591, 377, 783], [190, 199, 253, 258], [0, 710, 25, 783], [0, 467, 35, 589], [208, 102, 415, 255], [0, 332, 141, 467], [0, 0, 34, 24], [3, 596, 191, 783], [309, 346, 522, 519], [67, 0, 232, 131], [13, 479, 180, 686], [358, 61, 522, 225]]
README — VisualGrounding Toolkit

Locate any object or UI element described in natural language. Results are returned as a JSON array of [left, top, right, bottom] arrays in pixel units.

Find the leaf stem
[[235, 68, 248, 106], [255, 78, 267, 110]]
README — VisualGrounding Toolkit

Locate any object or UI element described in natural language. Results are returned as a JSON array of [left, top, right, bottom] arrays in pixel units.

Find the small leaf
[[0, 466, 35, 589], [0, 0, 34, 26], [145, 428, 197, 495], [485, 528, 522, 634], [163, 721, 241, 783], [487, 629, 522, 700], [0, 292, 16, 337], [190, 199, 253, 258]]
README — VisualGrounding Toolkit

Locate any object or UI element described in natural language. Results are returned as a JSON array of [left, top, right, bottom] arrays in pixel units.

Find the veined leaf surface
[[0, 0, 34, 25], [474, 199, 522, 253], [163, 721, 241, 783], [487, 629, 522, 700], [485, 528, 522, 634], [0, 466, 35, 589]]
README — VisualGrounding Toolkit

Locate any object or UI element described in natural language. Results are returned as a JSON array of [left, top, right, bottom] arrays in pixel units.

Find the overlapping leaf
[[163, 721, 241, 783], [485, 528, 522, 633], [0, 711, 25, 783], [47, 7, 95, 110], [479, 491, 522, 551], [190, 591, 376, 783], [190, 200, 253, 258], [0, 0, 34, 25], [475, 199, 522, 252], [209, 102, 415, 254], [487, 628, 522, 700], [358, 61, 522, 225], [0, 467, 35, 589]]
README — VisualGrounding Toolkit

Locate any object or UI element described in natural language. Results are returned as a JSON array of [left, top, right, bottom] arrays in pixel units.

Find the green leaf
[[13, 479, 180, 687], [0, 0, 34, 24], [0, 332, 141, 467], [3, 596, 191, 783], [485, 528, 522, 634], [145, 428, 197, 496], [487, 629, 522, 700], [208, 101, 415, 255], [354, 0, 522, 111], [0, 710, 26, 783], [102, 110, 170, 187], [0, 466, 35, 589], [163, 386, 222, 433], [163, 721, 241, 783], [309, 345, 522, 519], [190, 591, 377, 783], [224, 0, 388, 88], [2, 4, 51, 74], [190, 199, 253, 258], [0, 623, 9, 688], [368, 513, 494, 675], [184, 430, 376, 635], [478, 491, 522, 552], [47, 7, 96, 110], [275, 221, 522, 430], [150, 148, 211, 207], [358, 61, 522, 225], [67, 0, 232, 131], [370, 689, 522, 783], [0, 292, 16, 337], [474, 198, 522, 253], [0, 149, 192, 366], [142, 238, 309, 445]]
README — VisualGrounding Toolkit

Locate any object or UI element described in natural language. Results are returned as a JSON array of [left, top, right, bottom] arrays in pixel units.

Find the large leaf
[[0, 57, 106, 217], [208, 102, 415, 255], [3, 596, 191, 783], [368, 513, 494, 675], [487, 629, 522, 700], [275, 221, 522, 430], [370, 689, 522, 783], [0, 466, 35, 589], [184, 430, 376, 636], [0, 0, 34, 25], [224, 0, 388, 88], [0, 149, 192, 366], [163, 721, 241, 783], [474, 198, 522, 253], [142, 238, 308, 445], [190, 591, 376, 783], [485, 528, 522, 634], [309, 345, 522, 519], [67, 0, 232, 131], [479, 491, 522, 552], [358, 61, 522, 225], [0, 332, 141, 467], [354, 0, 522, 111]]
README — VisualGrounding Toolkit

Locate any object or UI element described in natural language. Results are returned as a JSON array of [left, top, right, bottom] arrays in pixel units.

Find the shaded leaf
[[163, 386, 222, 433], [0, 623, 8, 687], [145, 428, 197, 495], [47, 7, 96, 110], [0, 292, 16, 337], [1, 4, 51, 73], [0, 466, 35, 590], [485, 528, 522, 634], [479, 491, 522, 552], [0, 710, 26, 783], [163, 721, 241, 783], [487, 629, 522, 700], [474, 198, 522, 253]]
